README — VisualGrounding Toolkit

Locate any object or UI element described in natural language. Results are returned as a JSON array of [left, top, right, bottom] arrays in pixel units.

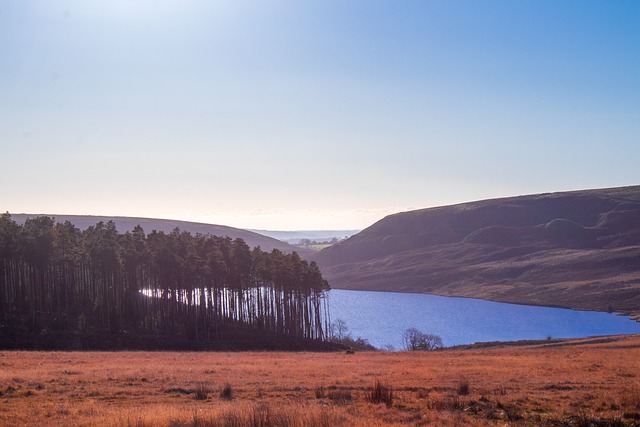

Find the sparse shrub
[[569, 412, 623, 427], [164, 387, 192, 395], [56, 405, 71, 416], [315, 385, 326, 399], [220, 382, 234, 400], [493, 386, 508, 396], [329, 318, 377, 351], [457, 377, 470, 396], [329, 318, 349, 341], [249, 405, 272, 426], [416, 388, 429, 399], [367, 380, 393, 407], [194, 382, 209, 400], [1, 385, 17, 397], [502, 403, 524, 421], [180, 402, 341, 427], [429, 395, 465, 411], [402, 328, 443, 351], [327, 388, 352, 404], [621, 386, 640, 409]]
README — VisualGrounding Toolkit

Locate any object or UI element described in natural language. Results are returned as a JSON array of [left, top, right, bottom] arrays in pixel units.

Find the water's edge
[[327, 289, 640, 349]]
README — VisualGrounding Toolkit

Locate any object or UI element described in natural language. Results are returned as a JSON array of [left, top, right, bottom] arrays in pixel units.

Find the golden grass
[[1, 335, 640, 426]]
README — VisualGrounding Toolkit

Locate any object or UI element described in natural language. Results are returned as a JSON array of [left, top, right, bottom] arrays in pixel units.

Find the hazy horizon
[[2, 1, 639, 230], [6, 183, 638, 232], [7, 211, 363, 233]]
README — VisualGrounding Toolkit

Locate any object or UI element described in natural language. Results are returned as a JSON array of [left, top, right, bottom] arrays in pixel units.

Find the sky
[[1, 1, 639, 231]]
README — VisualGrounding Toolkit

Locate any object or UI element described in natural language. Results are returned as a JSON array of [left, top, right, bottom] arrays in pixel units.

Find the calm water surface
[[328, 289, 640, 349]]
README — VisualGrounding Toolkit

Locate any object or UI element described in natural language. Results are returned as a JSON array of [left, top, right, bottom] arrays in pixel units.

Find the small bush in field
[[430, 395, 463, 411], [194, 383, 209, 400], [367, 380, 393, 407], [457, 377, 470, 395], [220, 382, 234, 400], [315, 385, 326, 399], [327, 388, 352, 404]]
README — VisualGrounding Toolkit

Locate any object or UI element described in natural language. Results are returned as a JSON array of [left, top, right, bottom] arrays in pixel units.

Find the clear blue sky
[[1, 1, 639, 230]]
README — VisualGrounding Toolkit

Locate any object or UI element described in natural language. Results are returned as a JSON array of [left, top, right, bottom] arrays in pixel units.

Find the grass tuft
[[366, 380, 393, 407], [314, 385, 326, 399], [457, 377, 470, 395], [220, 382, 234, 401], [164, 387, 192, 395], [194, 383, 209, 400], [327, 388, 352, 404]]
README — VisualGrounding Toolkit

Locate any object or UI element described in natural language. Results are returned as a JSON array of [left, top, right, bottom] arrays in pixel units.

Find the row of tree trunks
[[0, 214, 330, 347]]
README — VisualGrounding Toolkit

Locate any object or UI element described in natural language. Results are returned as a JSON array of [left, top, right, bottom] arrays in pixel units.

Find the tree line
[[0, 214, 331, 350]]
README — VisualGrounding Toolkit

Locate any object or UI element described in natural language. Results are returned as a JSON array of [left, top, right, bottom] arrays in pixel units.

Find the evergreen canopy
[[0, 214, 330, 350]]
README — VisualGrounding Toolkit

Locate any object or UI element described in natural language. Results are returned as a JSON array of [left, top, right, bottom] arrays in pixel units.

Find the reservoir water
[[328, 289, 640, 349]]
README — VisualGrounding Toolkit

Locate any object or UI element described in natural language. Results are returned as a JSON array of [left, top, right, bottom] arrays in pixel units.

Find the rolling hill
[[9, 214, 311, 256], [312, 185, 640, 316]]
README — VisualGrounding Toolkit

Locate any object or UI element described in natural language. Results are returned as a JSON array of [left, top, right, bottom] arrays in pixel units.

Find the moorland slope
[[312, 185, 640, 314]]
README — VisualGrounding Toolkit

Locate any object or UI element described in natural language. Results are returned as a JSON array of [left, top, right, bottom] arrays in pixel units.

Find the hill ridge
[[9, 213, 311, 256], [312, 185, 640, 315]]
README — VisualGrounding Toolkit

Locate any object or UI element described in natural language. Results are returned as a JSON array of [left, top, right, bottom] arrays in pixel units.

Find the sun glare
[[85, 0, 247, 20], [86, 0, 175, 19]]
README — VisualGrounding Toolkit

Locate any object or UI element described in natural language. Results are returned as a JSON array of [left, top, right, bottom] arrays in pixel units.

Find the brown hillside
[[10, 214, 311, 256], [312, 185, 640, 314]]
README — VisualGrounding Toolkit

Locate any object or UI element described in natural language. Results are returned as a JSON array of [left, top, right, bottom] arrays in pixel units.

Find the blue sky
[[1, 0, 639, 230]]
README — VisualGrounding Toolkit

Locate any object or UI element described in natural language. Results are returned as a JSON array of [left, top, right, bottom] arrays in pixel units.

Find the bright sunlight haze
[[1, 1, 639, 229]]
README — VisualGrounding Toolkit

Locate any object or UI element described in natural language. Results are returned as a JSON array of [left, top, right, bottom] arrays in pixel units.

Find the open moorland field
[[1, 336, 640, 426]]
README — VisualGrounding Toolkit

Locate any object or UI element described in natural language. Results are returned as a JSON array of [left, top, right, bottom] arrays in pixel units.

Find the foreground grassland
[[1, 335, 640, 426]]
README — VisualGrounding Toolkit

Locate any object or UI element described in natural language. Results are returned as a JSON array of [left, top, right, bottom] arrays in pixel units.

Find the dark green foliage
[[0, 214, 330, 350]]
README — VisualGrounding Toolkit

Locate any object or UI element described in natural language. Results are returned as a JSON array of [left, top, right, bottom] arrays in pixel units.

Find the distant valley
[[249, 229, 360, 245], [312, 185, 640, 317]]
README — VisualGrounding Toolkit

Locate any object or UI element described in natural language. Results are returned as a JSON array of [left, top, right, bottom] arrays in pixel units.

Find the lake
[[328, 289, 640, 349]]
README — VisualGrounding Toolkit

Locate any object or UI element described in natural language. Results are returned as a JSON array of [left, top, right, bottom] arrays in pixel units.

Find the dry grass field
[[1, 335, 640, 426]]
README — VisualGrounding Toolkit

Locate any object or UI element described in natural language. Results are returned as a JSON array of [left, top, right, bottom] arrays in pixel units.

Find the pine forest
[[0, 214, 331, 350]]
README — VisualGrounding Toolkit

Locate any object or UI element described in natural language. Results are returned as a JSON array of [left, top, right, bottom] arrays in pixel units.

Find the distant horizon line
[[6, 212, 364, 233], [7, 183, 639, 232]]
